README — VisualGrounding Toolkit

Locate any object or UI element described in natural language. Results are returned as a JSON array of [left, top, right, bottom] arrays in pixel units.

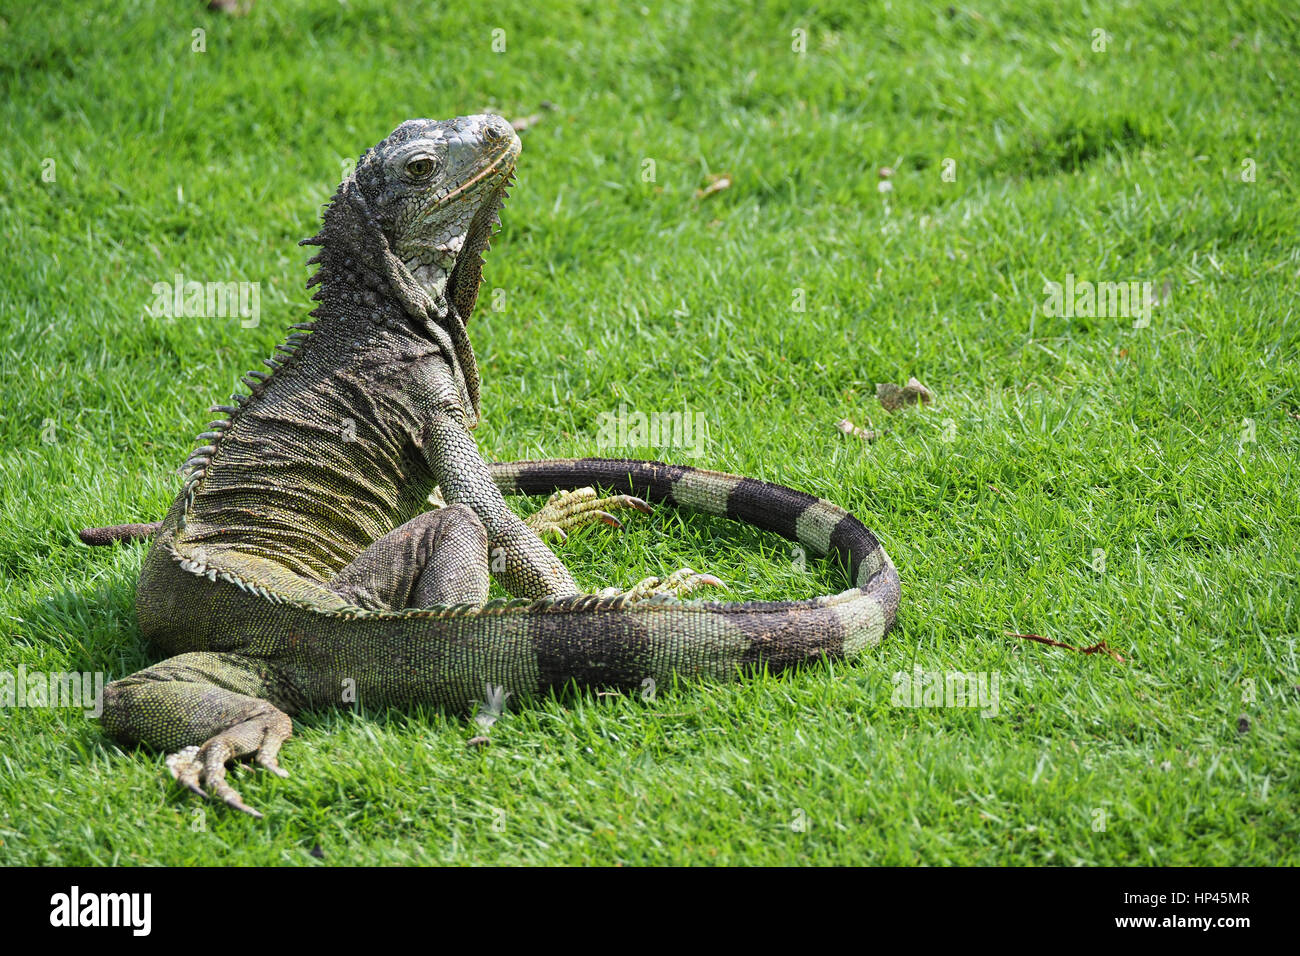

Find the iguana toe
[[257, 753, 290, 778], [524, 487, 653, 542], [610, 567, 726, 603], [166, 743, 263, 818], [164, 713, 293, 818], [166, 746, 207, 797]]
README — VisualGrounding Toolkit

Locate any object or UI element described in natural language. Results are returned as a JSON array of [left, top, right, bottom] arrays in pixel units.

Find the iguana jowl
[[88, 115, 901, 817]]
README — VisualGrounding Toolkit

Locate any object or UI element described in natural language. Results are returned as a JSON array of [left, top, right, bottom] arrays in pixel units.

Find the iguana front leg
[[424, 418, 722, 602], [425, 416, 581, 598]]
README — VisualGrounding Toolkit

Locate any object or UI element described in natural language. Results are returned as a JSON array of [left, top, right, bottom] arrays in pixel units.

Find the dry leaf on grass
[[208, 0, 254, 13], [510, 101, 557, 132], [876, 376, 934, 411], [836, 418, 879, 442], [694, 174, 732, 199]]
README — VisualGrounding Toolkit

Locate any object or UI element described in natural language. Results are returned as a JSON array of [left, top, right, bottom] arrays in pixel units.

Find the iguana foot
[[165, 713, 292, 819], [523, 487, 652, 542], [602, 567, 725, 603]]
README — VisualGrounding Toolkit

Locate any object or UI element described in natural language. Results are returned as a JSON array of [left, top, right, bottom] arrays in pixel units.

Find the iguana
[[82, 115, 900, 817]]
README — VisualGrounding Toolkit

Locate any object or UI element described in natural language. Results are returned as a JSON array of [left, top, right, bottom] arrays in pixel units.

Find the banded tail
[[486, 458, 901, 668], [80, 458, 900, 674]]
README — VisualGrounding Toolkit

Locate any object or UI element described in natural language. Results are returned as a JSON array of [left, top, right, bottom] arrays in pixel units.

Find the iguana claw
[[167, 746, 262, 818], [602, 567, 726, 602], [165, 715, 292, 818], [525, 487, 653, 542]]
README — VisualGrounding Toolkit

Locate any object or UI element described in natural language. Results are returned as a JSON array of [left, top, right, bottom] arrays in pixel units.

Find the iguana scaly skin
[[88, 116, 901, 816]]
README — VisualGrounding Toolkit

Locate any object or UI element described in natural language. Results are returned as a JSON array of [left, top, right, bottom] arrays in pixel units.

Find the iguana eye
[[406, 157, 436, 178]]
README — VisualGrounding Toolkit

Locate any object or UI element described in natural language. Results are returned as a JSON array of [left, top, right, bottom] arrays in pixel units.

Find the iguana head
[[346, 114, 521, 321]]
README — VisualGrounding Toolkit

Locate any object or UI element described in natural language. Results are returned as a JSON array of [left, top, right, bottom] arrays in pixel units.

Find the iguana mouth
[[432, 139, 519, 209]]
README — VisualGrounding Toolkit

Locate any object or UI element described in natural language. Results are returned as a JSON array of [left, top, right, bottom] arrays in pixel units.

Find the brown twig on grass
[[1005, 631, 1126, 663]]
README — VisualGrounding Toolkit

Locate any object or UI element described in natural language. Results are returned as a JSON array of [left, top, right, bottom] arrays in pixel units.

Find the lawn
[[0, 0, 1296, 865]]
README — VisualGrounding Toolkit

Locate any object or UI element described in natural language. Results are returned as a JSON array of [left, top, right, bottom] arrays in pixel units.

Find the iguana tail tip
[[78, 521, 163, 546]]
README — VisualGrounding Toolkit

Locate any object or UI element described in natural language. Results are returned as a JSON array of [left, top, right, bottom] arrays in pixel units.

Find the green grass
[[1, 0, 1297, 865]]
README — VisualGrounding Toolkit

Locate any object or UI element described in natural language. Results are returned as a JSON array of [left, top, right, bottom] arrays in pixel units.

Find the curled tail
[[486, 457, 901, 668], [78, 457, 900, 678]]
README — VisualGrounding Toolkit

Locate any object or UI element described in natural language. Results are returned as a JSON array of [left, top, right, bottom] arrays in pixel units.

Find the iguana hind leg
[[102, 651, 298, 818], [329, 504, 490, 609]]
